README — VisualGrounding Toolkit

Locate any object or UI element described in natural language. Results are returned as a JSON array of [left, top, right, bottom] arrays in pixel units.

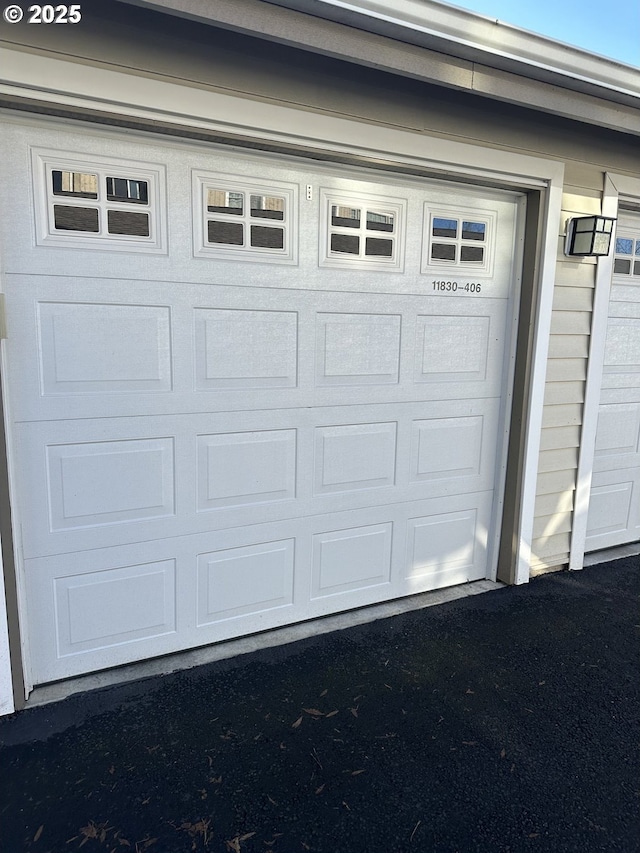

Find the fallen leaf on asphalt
[[465, 688, 474, 695], [325, 710, 339, 718], [226, 833, 255, 853], [500, 748, 506, 758], [34, 825, 44, 842], [320, 689, 328, 697], [181, 820, 211, 845], [303, 708, 324, 717], [351, 770, 365, 776], [292, 716, 303, 729], [315, 784, 325, 794], [350, 707, 358, 718], [78, 822, 112, 846]]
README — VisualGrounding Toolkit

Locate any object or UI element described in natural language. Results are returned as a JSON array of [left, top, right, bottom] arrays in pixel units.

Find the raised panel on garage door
[[586, 211, 640, 551], [0, 120, 523, 684]]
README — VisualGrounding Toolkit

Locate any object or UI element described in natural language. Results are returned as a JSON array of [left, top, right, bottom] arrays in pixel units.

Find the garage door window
[[423, 207, 495, 275], [33, 150, 166, 252], [614, 235, 640, 276], [320, 190, 406, 271], [194, 173, 297, 264]]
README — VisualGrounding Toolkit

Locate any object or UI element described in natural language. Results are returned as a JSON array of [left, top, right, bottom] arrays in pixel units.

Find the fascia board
[[287, 0, 640, 102], [118, 0, 640, 105], [116, 0, 640, 136]]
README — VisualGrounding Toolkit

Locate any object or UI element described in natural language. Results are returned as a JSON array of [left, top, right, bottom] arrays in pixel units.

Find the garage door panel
[[16, 399, 500, 560], [52, 559, 177, 658], [609, 284, 640, 306], [6, 276, 509, 423], [197, 429, 298, 510], [586, 474, 639, 550], [592, 403, 640, 471], [1, 126, 524, 683], [586, 213, 640, 550], [37, 300, 173, 396], [314, 312, 401, 386], [196, 538, 296, 625], [25, 489, 493, 682], [46, 437, 176, 531], [194, 307, 299, 390]]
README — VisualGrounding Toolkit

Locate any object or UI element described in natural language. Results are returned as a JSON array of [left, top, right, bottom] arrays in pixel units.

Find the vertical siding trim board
[[569, 173, 640, 570], [511, 180, 564, 584], [0, 533, 14, 715]]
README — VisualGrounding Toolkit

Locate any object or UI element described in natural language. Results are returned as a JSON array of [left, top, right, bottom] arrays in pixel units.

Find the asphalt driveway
[[1, 555, 638, 853]]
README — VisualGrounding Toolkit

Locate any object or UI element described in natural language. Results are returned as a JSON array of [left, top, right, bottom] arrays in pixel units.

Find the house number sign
[[432, 280, 483, 294]]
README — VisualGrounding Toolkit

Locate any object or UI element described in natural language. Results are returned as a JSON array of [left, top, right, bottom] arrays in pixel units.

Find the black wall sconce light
[[564, 215, 617, 257]]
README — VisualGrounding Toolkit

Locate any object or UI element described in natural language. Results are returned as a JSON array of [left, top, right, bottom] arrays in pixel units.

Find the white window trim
[[569, 173, 640, 570], [319, 188, 406, 271], [611, 225, 640, 277], [422, 204, 496, 276], [31, 148, 167, 253], [192, 170, 298, 264]]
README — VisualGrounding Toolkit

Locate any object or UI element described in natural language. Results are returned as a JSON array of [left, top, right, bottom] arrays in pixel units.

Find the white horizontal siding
[[543, 381, 584, 405], [536, 468, 576, 495], [539, 425, 581, 451], [533, 511, 573, 539], [541, 403, 582, 428], [534, 489, 574, 516]]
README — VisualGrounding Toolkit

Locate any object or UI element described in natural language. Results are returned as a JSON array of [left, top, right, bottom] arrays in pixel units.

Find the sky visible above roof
[[442, 0, 640, 67]]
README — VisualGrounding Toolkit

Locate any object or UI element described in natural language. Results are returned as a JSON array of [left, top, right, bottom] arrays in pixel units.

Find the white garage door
[[586, 211, 640, 551], [0, 119, 523, 685]]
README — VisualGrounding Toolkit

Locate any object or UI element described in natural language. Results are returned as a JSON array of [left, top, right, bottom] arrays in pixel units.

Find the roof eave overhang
[[117, 0, 640, 137]]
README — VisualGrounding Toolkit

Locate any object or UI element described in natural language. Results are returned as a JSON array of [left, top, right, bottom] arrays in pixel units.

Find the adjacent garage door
[[586, 211, 640, 551], [0, 119, 523, 684]]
